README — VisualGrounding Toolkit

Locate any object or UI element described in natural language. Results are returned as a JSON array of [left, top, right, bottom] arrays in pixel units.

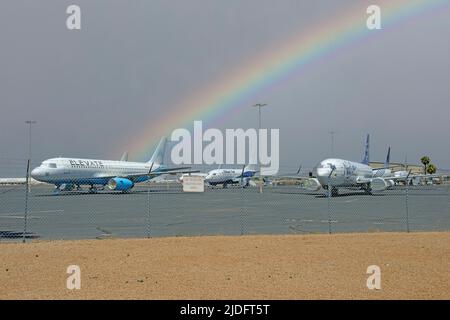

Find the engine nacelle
[[386, 179, 395, 188], [303, 178, 322, 191], [108, 177, 134, 191], [370, 177, 388, 191], [58, 183, 75, 191]]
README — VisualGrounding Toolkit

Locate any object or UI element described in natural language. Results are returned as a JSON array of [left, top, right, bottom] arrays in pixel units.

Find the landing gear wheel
[[364, 183, 373, 195], [331, 187, 339, 197]]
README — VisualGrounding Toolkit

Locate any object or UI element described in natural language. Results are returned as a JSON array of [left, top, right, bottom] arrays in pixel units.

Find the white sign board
[[182, 176, 205, 193]]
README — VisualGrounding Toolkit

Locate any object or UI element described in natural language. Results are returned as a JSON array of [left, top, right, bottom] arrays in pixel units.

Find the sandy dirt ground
[[1, 232, 449, 299]]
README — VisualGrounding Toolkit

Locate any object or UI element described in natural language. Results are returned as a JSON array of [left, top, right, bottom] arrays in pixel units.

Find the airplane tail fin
[[384, 147, 391, 168], [361, 134, 370, 165], [244, 152, 258, 172], [120, 152, 129, 162], [244, 163, 258, 172], [147, 137, 167, 165]]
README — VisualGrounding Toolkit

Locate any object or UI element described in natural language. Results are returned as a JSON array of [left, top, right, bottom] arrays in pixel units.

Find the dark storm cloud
[[0, 0, 449, 176]]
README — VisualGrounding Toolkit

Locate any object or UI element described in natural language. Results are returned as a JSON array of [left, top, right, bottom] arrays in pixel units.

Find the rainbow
[[116, 0, 450, 161]]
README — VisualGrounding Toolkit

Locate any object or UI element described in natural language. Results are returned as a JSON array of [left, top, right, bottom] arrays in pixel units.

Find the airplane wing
[[153, 166, 192, 173], [355, 177, 372, 184], [93, 164, 198, 181], [382, 173, 441, 181], [156, 169, 200, 175], [266, 165, 307, 179]]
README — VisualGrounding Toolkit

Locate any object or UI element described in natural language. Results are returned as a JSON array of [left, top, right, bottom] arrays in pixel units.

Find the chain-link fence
[[0, 160, 449, 242]]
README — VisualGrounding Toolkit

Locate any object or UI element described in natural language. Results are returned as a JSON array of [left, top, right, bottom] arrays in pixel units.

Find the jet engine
[[303, 178, 322, 191], [386, 179, 395, 188], [108, 177, 134, 191], [58, 183, 75, 191], [370, 177, 388, 191]]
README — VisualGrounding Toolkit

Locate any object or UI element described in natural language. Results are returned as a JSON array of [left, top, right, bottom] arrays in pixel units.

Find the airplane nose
[[316, 167, 332, 185], [316, 167, 331, 178], [31, 167, 42, 179]]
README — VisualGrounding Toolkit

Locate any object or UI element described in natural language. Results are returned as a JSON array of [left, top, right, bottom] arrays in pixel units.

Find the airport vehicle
[[31, 137, 195, 192], [205, 164, 258, 188]]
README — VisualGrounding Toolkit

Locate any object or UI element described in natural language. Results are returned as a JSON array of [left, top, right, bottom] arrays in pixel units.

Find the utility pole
[[253, 104, 267, 193], [26, 121, 36, 161], [328, 131, 336, 157]]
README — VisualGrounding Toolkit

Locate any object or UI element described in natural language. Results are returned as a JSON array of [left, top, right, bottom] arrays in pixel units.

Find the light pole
[[23, 120, 36, 243], [25, 121, 36, 161], [328, 131, 336, 157], [253, 103, 267, 193]]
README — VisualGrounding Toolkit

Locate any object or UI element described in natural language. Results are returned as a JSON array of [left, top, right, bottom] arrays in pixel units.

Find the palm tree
[[427, 163, 437, 175], [421, 156, 430, 174]]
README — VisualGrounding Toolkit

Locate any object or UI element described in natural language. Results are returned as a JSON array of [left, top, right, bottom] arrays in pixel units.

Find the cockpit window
[[47, 163, 57, 168]]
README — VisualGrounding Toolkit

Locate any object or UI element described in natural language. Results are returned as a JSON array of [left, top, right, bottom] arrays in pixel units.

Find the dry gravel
[[1, 232, 449, 299]]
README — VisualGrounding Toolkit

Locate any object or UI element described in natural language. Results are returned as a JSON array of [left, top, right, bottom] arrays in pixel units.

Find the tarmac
[[0, 183, 449, 240]]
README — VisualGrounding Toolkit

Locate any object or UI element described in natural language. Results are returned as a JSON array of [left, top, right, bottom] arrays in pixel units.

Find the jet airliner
[[31, 137, 194, 192], [205, 164, 258, 188], [303, 135, 420, 196]]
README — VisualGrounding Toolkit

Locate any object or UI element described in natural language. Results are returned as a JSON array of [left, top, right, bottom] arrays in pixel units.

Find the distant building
[[369, 162, 423, 174]]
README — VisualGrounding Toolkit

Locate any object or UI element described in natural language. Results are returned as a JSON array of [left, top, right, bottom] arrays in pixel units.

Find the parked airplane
[[372, 147, 395, 187], [31, 137, 195, 192], [370, 148, 435, 186], [303, 134, 414, 196], [205, 164, 258, 188]]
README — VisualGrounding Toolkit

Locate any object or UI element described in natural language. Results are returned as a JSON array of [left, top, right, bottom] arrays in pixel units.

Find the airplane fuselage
[[315, 158, 373, 188], [205, 168, 256, 186], [31, 158, 161, 186]]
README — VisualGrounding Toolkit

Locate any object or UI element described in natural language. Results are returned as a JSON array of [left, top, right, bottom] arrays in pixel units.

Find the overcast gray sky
[[1, 0, 449, 176]]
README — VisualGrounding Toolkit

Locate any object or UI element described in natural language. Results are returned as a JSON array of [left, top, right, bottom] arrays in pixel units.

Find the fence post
[[405, 182, 410, 233], [240, 165, 245, 236], [327, 166, 336, 234], [327, 183, 332, 234], [23, 159, 30, 243], [405, 170, 413, 233], [147, 182, 151, 238]]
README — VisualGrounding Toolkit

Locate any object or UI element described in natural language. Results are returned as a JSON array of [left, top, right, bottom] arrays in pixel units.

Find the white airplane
[[372, 146, 396, 187], [371, 148, 437, 186], [205, 164, 258, 188], [31, 137, 195, 193], [303, 134, 417, 196]]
